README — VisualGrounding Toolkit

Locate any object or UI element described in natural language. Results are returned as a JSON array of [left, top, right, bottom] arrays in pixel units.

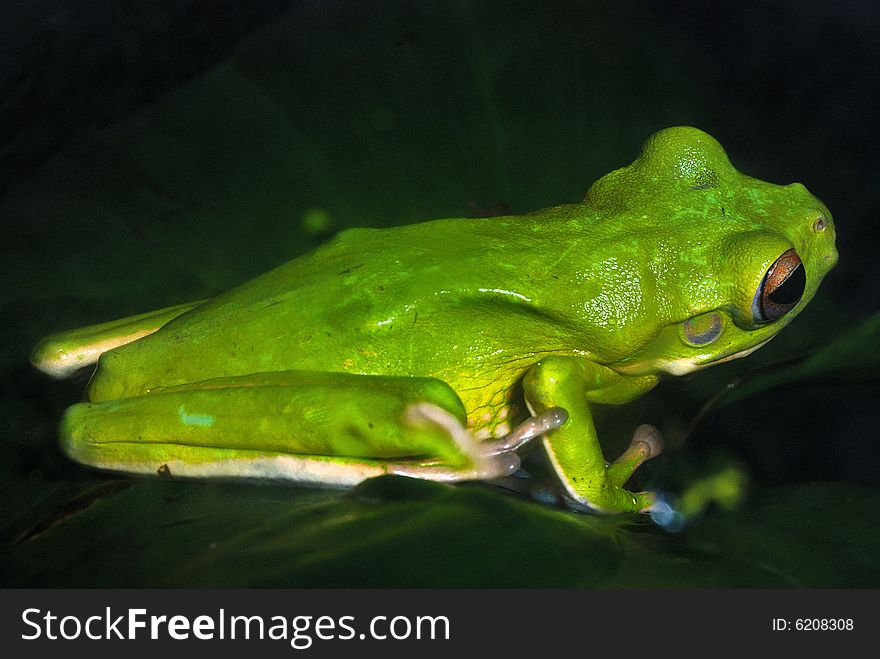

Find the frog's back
[[87, 208, 622, 401]]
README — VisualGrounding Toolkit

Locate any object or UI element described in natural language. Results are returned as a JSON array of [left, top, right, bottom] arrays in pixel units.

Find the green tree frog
[[31, 127, 838, 514]]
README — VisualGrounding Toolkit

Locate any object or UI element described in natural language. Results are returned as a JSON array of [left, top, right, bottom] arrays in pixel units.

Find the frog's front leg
[[523, 356, 663, 513], [59, 370, 555, 486]]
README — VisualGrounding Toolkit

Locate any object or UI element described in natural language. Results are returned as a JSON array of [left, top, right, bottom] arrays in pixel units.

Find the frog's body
[[32, 127, 838, 513], [89, 208, 658, 431]]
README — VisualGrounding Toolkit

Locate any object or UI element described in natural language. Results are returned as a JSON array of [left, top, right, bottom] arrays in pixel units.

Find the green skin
[[31, 127, 838, 513]]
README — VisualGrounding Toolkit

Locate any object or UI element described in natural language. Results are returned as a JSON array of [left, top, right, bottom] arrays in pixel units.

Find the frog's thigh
[[59, 370, 514, 486], [523, 356, 659, 513]]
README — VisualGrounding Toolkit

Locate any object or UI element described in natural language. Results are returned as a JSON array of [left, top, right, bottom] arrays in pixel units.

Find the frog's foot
[[397, 404, 569, 482], [645, 491, 686, 532], [606, 424, 664, 486], [600, 424, 664, 513], [397, 403, 519, 480]]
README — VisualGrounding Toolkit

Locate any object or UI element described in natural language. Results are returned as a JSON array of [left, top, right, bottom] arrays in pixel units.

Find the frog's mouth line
[[662, 336, 775, 376], [616, 335, 775, 377], [705, 337, 774, 366]]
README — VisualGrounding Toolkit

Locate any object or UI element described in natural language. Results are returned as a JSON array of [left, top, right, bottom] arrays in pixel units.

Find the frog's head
[[602, 126, 838, 377]]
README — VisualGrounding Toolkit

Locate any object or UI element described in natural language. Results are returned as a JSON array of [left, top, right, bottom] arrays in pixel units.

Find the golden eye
[[752, 249, 805, 323]]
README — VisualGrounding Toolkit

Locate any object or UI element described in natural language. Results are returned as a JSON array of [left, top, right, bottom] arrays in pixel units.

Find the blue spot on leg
[[178, 405, 215, 427]]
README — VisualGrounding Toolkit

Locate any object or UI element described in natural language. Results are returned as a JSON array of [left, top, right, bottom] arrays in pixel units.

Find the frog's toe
[[403, 403, 521, 479], [645, 491, 686, 531], [629, 424, 664, 460], [563, 487, 656, 515], [480, 407, 569, 455], [605, 424, 664, 489]]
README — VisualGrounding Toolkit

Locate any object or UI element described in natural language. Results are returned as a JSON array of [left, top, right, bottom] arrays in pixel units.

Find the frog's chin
[[617, 335, 775, 377]]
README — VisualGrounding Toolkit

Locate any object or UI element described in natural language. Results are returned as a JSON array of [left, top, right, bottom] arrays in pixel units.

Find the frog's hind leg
[[57, 370, 533, 487], [31, 300, 205, 379]]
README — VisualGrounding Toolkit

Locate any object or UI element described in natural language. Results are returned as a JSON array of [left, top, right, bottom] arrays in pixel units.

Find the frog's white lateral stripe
[[539, 436, 604, 513], [92, 456, 387, 487], [524, 400, 602, 512], [706, 337, 774, 366], [86, 454, 515, 487]]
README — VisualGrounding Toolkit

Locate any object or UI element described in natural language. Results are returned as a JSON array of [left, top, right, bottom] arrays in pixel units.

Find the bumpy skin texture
[[33, 126, 838, 513]]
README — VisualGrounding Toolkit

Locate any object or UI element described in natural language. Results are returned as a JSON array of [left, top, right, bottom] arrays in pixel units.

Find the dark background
[[1, 0, 878, 587]]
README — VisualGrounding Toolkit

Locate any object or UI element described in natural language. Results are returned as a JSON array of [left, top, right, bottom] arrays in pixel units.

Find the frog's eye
[[752, 248, 805, 323]]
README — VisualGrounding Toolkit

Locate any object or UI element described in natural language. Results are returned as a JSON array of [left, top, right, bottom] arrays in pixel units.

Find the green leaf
[[4, 476, 878, 587], [690, 312, 880, 419]]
